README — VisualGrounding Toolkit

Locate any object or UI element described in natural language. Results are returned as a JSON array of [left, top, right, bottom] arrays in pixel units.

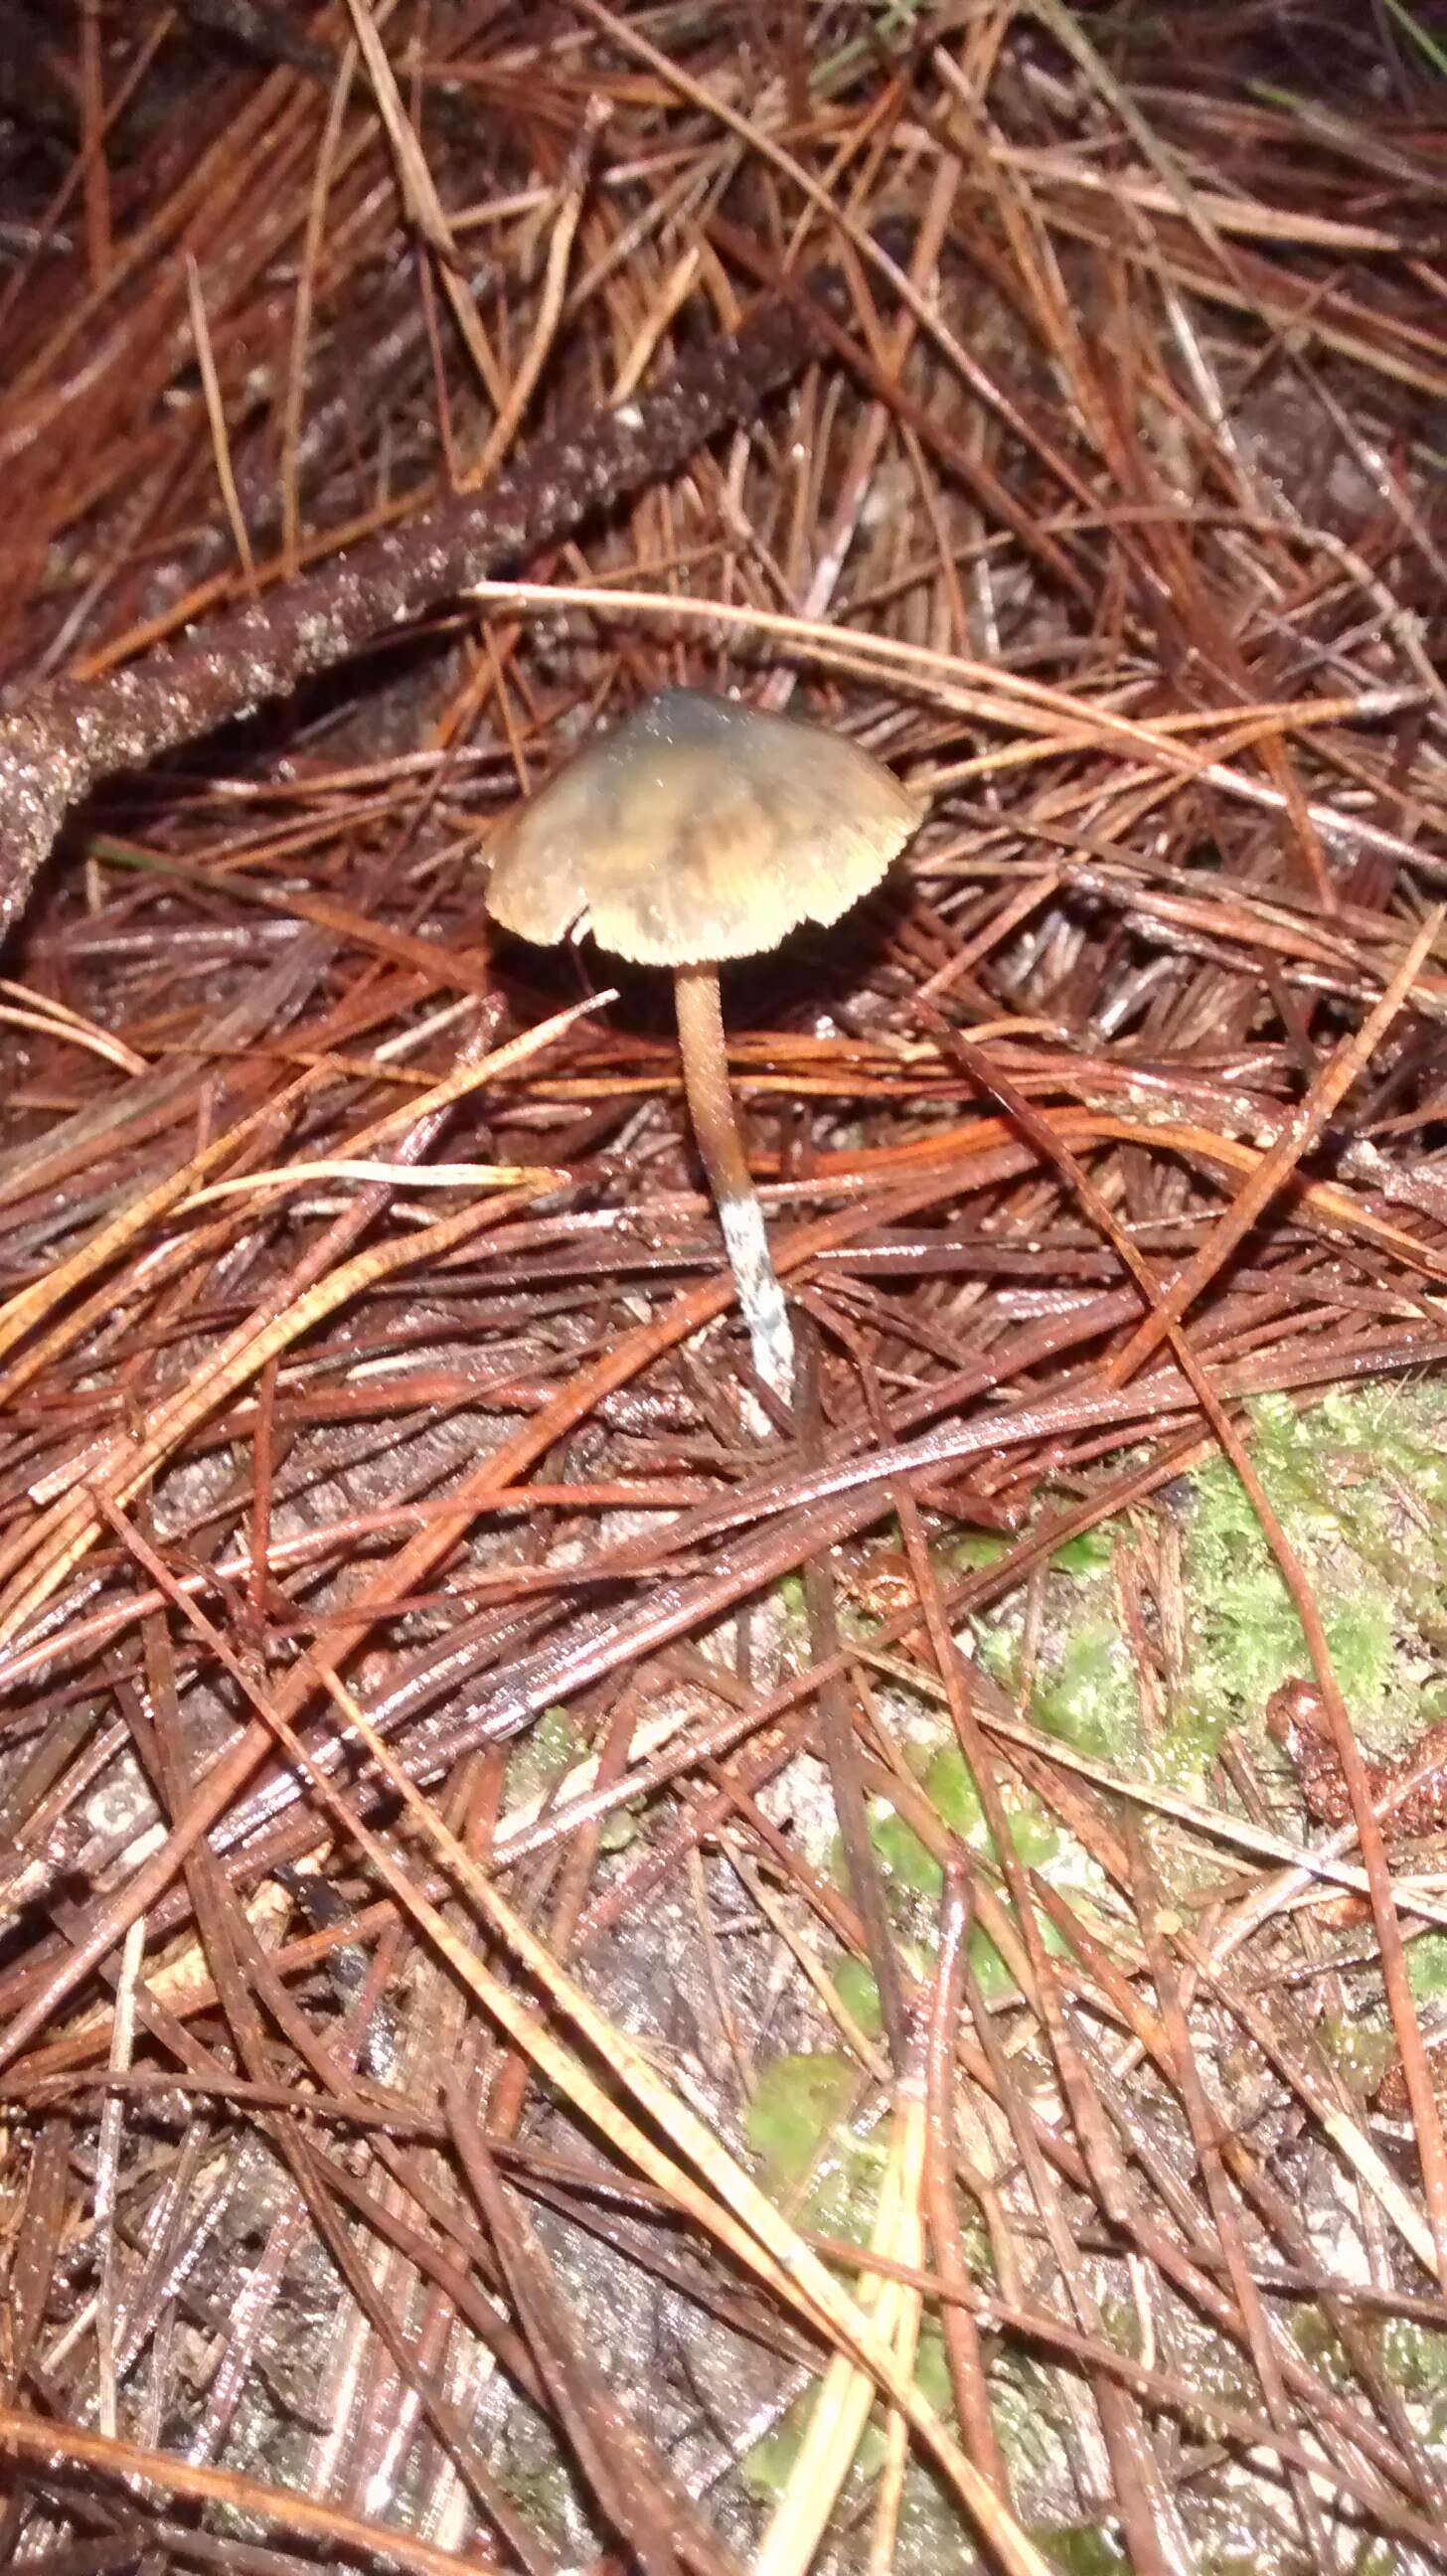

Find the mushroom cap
[[483, 688, 922, 968]]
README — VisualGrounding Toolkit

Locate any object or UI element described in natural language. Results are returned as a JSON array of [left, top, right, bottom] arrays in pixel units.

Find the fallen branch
[[0, 277, 840, 943]]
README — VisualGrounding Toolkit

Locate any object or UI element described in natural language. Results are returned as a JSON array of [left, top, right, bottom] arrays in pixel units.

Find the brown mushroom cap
[[483, 688, 922, 968]]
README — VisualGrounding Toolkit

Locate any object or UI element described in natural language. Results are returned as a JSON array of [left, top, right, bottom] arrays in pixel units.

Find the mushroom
[[483, 689, 922, 1405]]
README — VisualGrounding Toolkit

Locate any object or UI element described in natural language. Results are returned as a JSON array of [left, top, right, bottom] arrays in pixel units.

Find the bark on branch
[[0, 281, 839, 944]]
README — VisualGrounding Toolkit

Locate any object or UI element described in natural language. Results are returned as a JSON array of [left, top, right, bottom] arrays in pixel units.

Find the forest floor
[[0, 5, 1445, 2573]]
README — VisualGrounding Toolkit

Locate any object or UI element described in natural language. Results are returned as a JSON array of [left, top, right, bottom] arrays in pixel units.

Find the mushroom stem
[[672, 961, 795, 1406]]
